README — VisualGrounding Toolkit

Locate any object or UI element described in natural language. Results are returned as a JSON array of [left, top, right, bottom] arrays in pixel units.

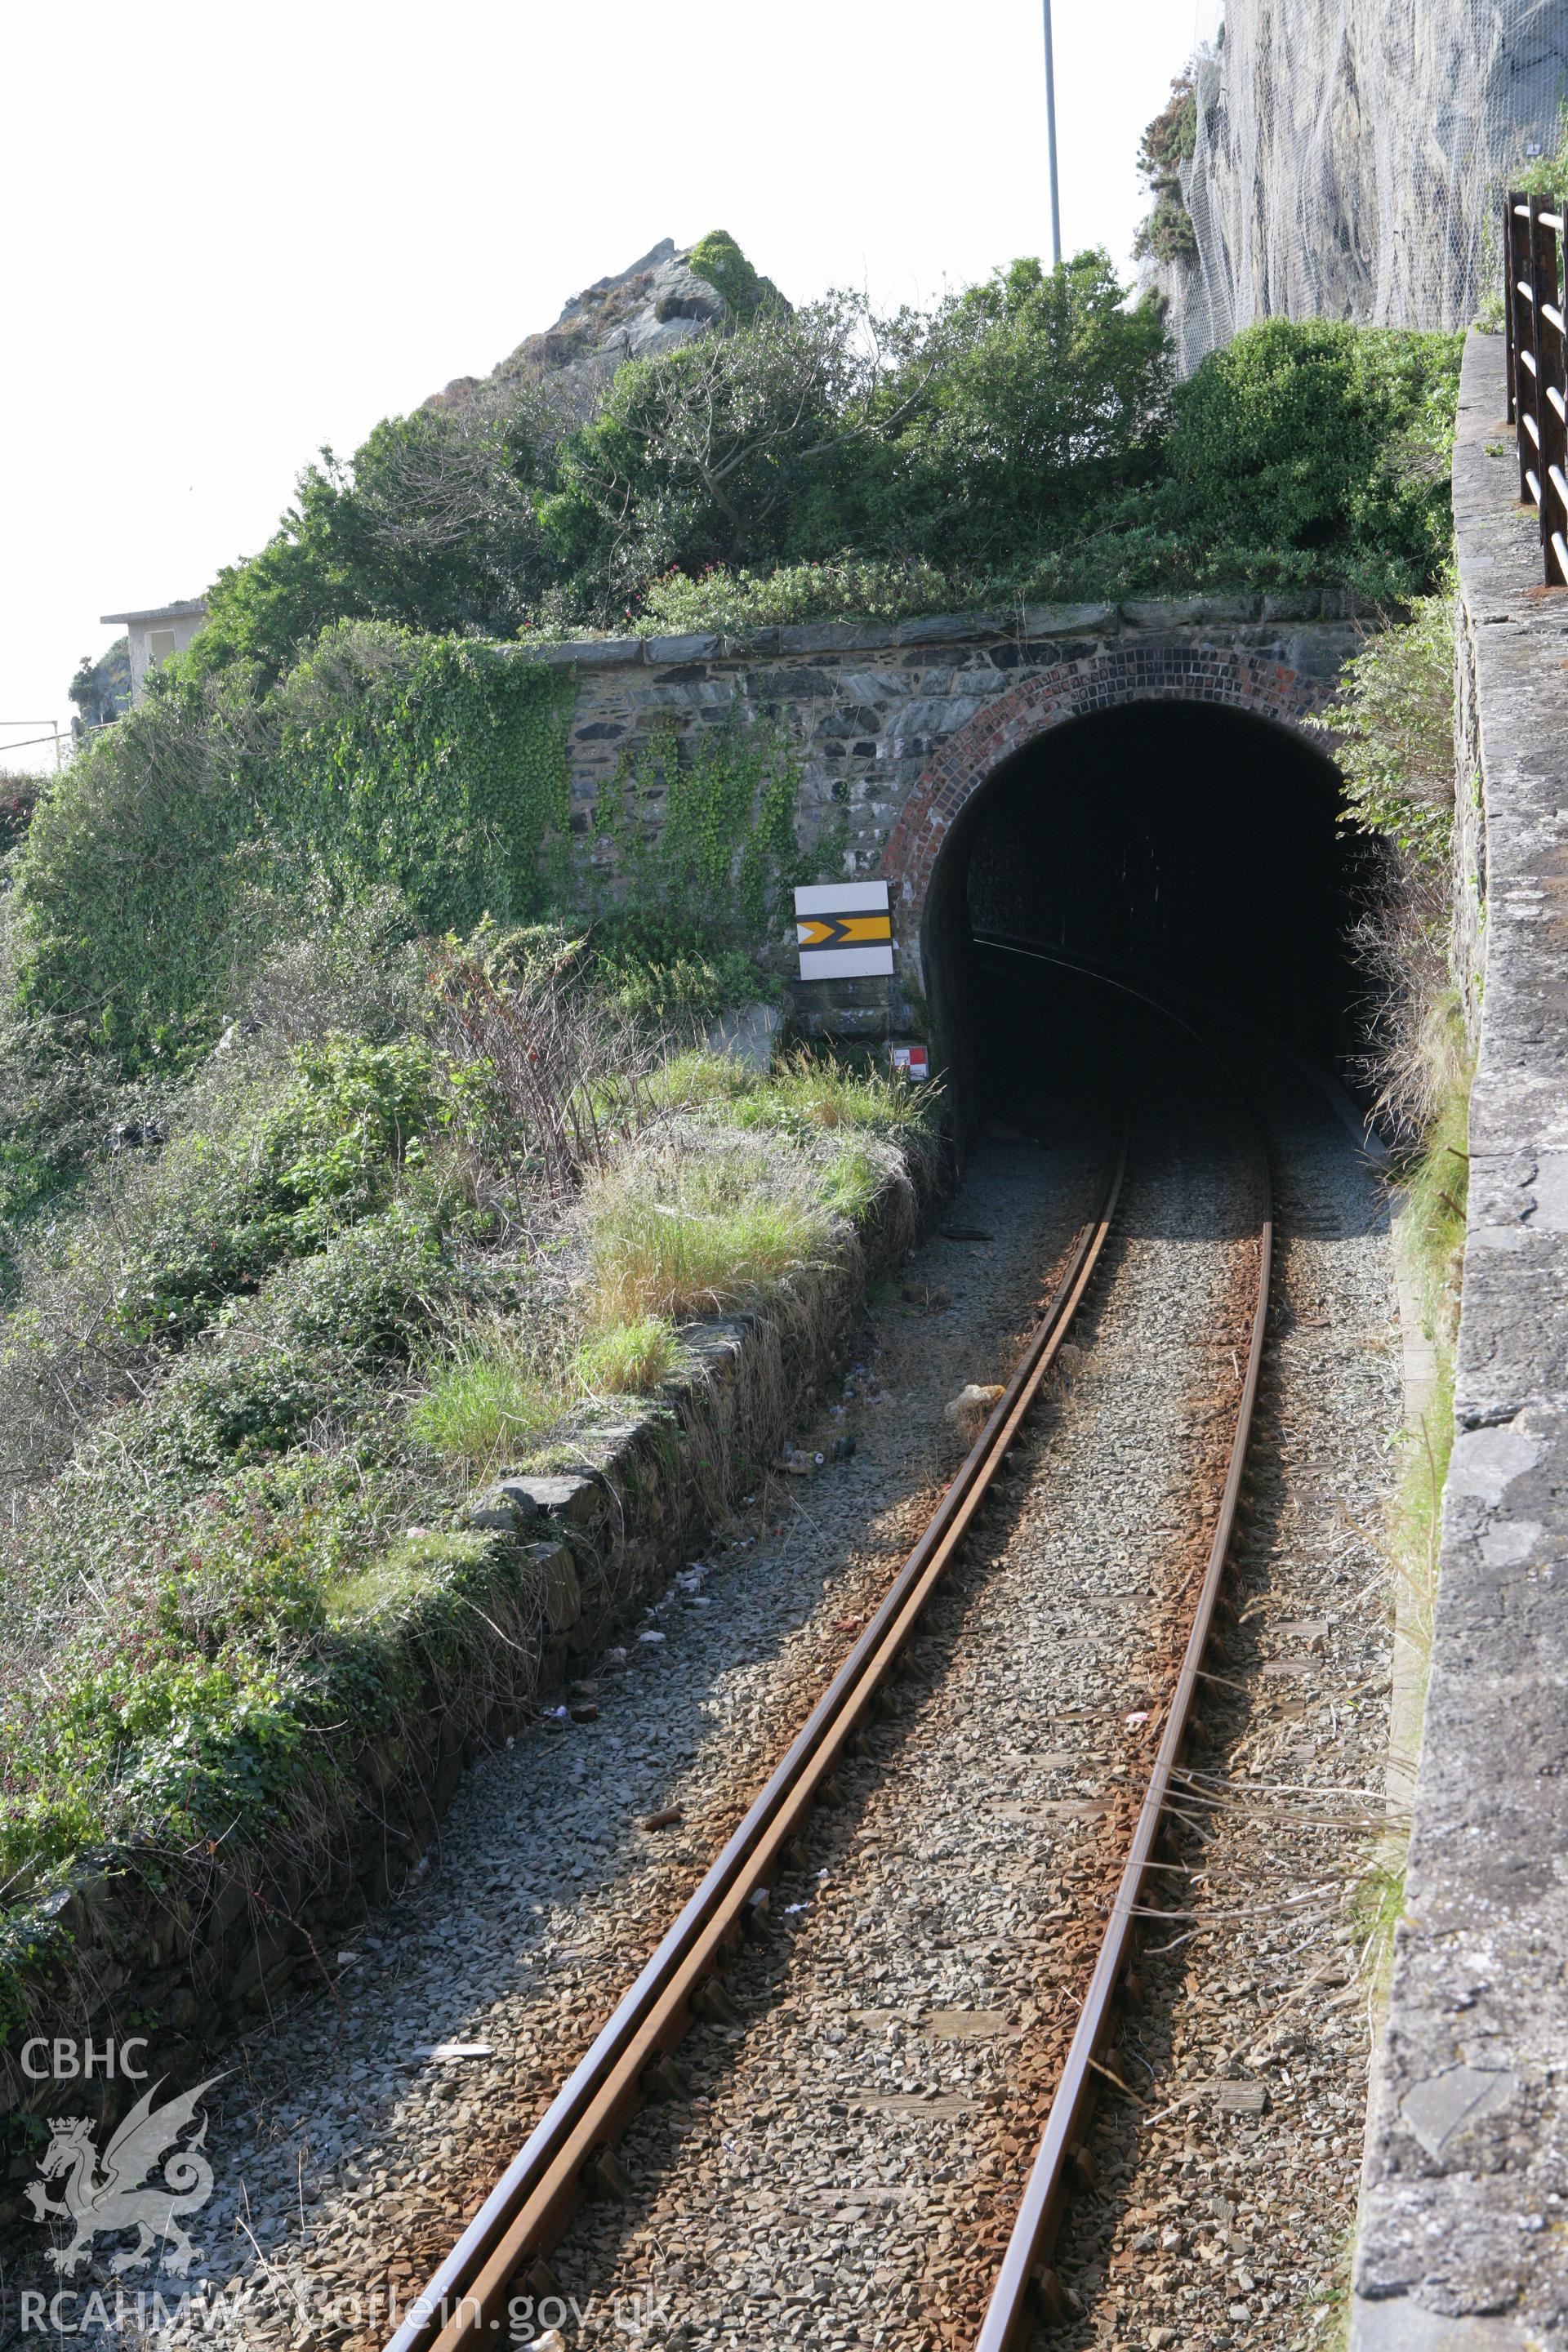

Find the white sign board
[[795, 880, 894, 980]]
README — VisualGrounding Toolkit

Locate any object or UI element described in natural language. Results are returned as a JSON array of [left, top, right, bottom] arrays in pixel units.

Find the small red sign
[[892, 1044, 930, 1082]]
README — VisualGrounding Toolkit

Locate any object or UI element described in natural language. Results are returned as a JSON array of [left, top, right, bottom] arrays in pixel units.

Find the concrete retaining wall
[[1352, 329, 1568, 2345]]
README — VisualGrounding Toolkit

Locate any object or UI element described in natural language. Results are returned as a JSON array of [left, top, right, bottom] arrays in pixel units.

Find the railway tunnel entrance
[[917, 698, 1366, 1123]]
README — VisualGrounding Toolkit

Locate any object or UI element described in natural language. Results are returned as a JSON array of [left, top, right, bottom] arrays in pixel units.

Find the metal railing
[[1505, 189, 1568, 585]]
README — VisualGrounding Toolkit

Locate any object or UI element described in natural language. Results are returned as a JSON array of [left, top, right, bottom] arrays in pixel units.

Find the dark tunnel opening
[[921, 699, 1372, 1123]]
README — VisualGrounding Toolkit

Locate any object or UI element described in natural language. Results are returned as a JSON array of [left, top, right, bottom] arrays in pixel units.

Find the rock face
[[1152, 2, 1568, 372], [425, 237, 740, 416]]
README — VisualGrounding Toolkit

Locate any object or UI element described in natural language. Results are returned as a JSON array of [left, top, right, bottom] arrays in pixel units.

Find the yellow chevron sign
[[795, 882, 895, 980], [795, 911, 893, 949]]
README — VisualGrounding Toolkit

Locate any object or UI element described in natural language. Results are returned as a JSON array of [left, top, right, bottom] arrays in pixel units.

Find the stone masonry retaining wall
[[1352, 331, 1568, 2347]]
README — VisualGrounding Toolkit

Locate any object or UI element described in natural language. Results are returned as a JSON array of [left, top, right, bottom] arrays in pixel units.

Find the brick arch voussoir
[[880, 644, 1332, 932]]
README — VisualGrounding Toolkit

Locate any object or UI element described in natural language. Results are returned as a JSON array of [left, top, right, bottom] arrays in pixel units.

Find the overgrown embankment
[[0, 923, 942, 2132]]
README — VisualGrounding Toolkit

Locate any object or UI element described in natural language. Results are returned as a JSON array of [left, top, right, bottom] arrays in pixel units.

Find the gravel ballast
[[544, 1045, 1266, 2350], [1052, 1054, 1402, 2350]]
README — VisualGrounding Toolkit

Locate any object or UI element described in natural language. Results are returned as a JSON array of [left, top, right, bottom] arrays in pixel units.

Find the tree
[[858, 253, 1173, 565], [541, 295, 914, 611], [191, 385, 565, 684]]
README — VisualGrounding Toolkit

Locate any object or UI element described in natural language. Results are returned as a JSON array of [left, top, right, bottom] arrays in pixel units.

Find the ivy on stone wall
[[273, 625, 576, 937], [586, 710, 807, 955]]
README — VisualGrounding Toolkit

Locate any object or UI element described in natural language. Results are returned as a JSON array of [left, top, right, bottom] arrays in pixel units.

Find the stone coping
[[511, 588, 1374, 670], [1350, 331, 1568, 2345]]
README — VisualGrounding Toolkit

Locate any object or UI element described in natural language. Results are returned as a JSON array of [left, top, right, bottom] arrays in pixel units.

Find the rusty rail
[[970, 942, 1272, 2341], [385, 1127, 1127, 2352], [1505, 188, 1568, 586]]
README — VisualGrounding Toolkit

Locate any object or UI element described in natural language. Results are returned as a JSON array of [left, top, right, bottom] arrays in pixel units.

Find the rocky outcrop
[[1151, 2, 1568, 372], [425, 235, 767, 416]]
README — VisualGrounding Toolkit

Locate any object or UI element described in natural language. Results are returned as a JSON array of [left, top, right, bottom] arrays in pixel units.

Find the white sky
[[1, 0, 1214, 769]]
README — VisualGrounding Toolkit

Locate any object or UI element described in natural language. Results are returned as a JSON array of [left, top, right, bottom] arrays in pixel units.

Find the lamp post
[[1043, 0, 1062, 267]]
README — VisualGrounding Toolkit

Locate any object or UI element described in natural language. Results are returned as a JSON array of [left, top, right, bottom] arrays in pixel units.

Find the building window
[[148, 629, 176, 666]]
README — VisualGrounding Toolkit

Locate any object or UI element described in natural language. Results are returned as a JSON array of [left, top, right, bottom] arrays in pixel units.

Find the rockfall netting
[[1156, 0, 1568, 372]]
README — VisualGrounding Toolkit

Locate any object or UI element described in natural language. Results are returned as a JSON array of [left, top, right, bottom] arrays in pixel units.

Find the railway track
[[386, 1000, 1272, 2352]]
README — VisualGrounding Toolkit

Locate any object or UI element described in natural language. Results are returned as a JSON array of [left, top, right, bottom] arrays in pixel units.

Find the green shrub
[[1312, 585, 1457, 870], [0, 1008, 145, 1236], [8, 675, 271, 1062], [0, 1499, 342, 1882], [8, 629, 574, 1074], [149, 1203, 447, 1471], [1153, 320, 1462, 596], [109, 1034, 447, 1346], [635, 555, 953, 636]]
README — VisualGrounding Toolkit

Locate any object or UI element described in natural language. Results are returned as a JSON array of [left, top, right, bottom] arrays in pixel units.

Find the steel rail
[[385, 1125, 1127, 2352], [969, 943, 1273, 2345]]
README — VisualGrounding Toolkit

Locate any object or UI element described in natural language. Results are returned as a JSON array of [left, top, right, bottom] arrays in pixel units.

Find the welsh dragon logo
[[24, 2077, 222, 2276]]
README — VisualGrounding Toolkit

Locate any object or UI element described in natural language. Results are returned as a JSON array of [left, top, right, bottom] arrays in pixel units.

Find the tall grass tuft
[[407, 1323, 566, 1472], [735, 1047, 936, 1138], [582, 1143, 832, 1327], [575, 1316, 680, 1396]]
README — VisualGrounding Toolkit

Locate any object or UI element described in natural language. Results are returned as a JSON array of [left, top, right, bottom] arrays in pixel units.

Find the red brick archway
[[880, 641, 1337, 975]]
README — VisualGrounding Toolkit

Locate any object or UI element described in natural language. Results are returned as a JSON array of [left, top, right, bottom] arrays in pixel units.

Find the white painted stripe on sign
[[794, 880, 890, 917], [798, 945, 895, 981]]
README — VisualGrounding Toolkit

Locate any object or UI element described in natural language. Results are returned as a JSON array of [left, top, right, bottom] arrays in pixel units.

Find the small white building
[[99, 599, 207, 704]]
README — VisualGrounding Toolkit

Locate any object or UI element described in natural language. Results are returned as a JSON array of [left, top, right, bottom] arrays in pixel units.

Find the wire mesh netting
[[1158, 1, 1568, 372]]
